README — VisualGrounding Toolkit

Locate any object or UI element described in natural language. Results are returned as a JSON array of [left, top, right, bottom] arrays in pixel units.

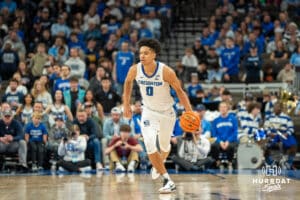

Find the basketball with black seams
[[179, 111, 201, 132]]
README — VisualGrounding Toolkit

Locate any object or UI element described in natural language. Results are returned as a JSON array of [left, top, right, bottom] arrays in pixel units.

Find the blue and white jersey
[[240, 113, 261, 136], [264, 112, 294, 135], [264, 101, 274, 118], [115, 51, 135, 84], [136, 62, 174, 112]]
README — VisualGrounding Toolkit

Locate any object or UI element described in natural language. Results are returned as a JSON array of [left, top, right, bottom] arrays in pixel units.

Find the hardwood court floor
[[0, 171, 299, 200]]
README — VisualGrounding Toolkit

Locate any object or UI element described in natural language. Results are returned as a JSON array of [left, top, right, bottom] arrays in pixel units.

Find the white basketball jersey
[[136, 62, 174, 111]]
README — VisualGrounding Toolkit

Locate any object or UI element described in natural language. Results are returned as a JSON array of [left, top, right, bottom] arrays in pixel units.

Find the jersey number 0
[[146, 86, 153, 96]]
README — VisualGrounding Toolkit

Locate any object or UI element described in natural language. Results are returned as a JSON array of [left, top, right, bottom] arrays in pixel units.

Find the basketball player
[[123, 38, 193, 193]]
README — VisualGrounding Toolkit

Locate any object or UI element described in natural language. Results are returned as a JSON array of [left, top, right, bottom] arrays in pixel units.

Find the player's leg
[[140, 109, 167, 176], [157, 109, 176, 193]]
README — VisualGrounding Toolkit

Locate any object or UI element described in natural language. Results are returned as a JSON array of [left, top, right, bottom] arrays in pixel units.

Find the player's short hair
[[138, 38, 161, 55], [247, 102, 261, 113]]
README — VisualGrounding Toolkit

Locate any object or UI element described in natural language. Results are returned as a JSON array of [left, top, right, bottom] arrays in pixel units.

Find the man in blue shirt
[[113, 41, 135, 96], [220, 37, 240, 82], [211, 101, 238, 169]]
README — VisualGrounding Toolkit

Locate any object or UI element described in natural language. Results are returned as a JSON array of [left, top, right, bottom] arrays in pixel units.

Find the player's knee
[[144, 141, 157, 154], [160, 143, 171, 153]]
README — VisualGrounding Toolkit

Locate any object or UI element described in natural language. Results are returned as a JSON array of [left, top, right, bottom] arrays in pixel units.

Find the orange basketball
[[179, 111, 201, 132]]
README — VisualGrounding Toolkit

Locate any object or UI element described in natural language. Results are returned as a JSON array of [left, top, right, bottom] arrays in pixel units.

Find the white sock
[[162, 173, 171, 180], [129, 160, 136, 166]]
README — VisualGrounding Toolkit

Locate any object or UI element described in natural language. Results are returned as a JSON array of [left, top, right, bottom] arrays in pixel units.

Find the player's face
[[139, 46, 156, 65], [219, 103, 229, 115]]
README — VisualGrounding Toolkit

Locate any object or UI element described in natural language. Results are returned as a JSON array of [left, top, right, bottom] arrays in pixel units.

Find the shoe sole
[[159, 186, 176, 194]]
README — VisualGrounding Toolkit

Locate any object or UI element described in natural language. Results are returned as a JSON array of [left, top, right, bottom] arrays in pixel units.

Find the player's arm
[[122, 64, 137, 118], [163, 66, 193, 112]]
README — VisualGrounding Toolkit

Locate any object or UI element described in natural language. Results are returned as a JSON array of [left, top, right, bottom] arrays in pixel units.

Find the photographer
[[57, 125, 91, 172], [105, 124, 142, 172], [170, 129, 214, 171]]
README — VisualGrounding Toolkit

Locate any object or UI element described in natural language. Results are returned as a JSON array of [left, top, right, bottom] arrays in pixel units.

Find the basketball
[[179, 111, 201, 132]]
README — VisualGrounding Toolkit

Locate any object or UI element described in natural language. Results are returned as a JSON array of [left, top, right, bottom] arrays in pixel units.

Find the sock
[[148, 152, 167, 175], [162, 173, 171, 181]]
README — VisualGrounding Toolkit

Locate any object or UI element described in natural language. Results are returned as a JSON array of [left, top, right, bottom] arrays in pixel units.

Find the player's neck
[[143, 60, 157, 72]]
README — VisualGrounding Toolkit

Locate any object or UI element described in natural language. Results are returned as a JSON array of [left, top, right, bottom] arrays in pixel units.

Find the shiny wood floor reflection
[[0, 172, 299, 200]]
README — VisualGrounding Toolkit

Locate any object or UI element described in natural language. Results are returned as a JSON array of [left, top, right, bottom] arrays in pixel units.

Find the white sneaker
[[58, 166, 66, 172], [79, 166, 92, 173], [127, 161, 135, 173], [158, 179, 176, 194], [31, 164, 38, 172], [115, 162, 126, 172], [151, 167, 160, 180], [96, 162, 103, 171]]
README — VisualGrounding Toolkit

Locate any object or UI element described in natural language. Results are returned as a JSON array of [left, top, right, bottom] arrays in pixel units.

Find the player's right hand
[[123, 104, 132, 119]]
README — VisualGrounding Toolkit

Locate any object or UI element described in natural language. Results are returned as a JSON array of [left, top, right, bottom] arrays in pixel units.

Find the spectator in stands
[[6, 72, 28, 96], [50, 14, 70, 38], [48, 37, 69, 63], [206, 47, 222, 83], [211, 101, 238, 170], [54, 64, 71, 93], [83, 18, 102, 42], [270, 40, 288, 61], [88, 66, 109, 94], [262, 90, 274, 118], [0, 108, 27, 170], [73, 108, 103, 170], [83, 3, 100, 31], [263, 65, 276, 82], [82, 101, 103, 139], [236, 92, 256, 122], [277, 63, 296, 84], [17, 61, 33, 90], [192, 39, 207, 64], [83, 89, 104, 121], [47, 116, 70, 162], [264, 102, 298, 169], [113, 41, 135, 96], [220, 37, 240, 82], [57, 125, 91, 172], [25, 112, 48, 171], [3, 29, 26, 59], [242, 31, 264, 57], [63, 76, 86, 116], [197, 62, 208, 82], [139, 19, 153, 39], [195, 104, 212, 138], [242, 44, 263, 83], [240, 102, 262, 138], [68, 32, 86, 52], [45, 90, 73, 127], [16, 93, 34, 125], [266, 27, 284, 54], [286, 34, 299, 54], [187, 73, 202, 99], [31, 80, 53, 109], [146, 10, 161, 40], [283, 22, 300, 44], [2, 78, 24, 110], [170, 129, 213, 171], [290, 45, 300, 67], [30, 43, 48, 79], [95, 77, 121, 114], [65, 48, 86, 79], [0, 41, 19, 81], [181, 47, 199, 80], [105, 124, 142, 172], [103, 107, 133, 142]]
